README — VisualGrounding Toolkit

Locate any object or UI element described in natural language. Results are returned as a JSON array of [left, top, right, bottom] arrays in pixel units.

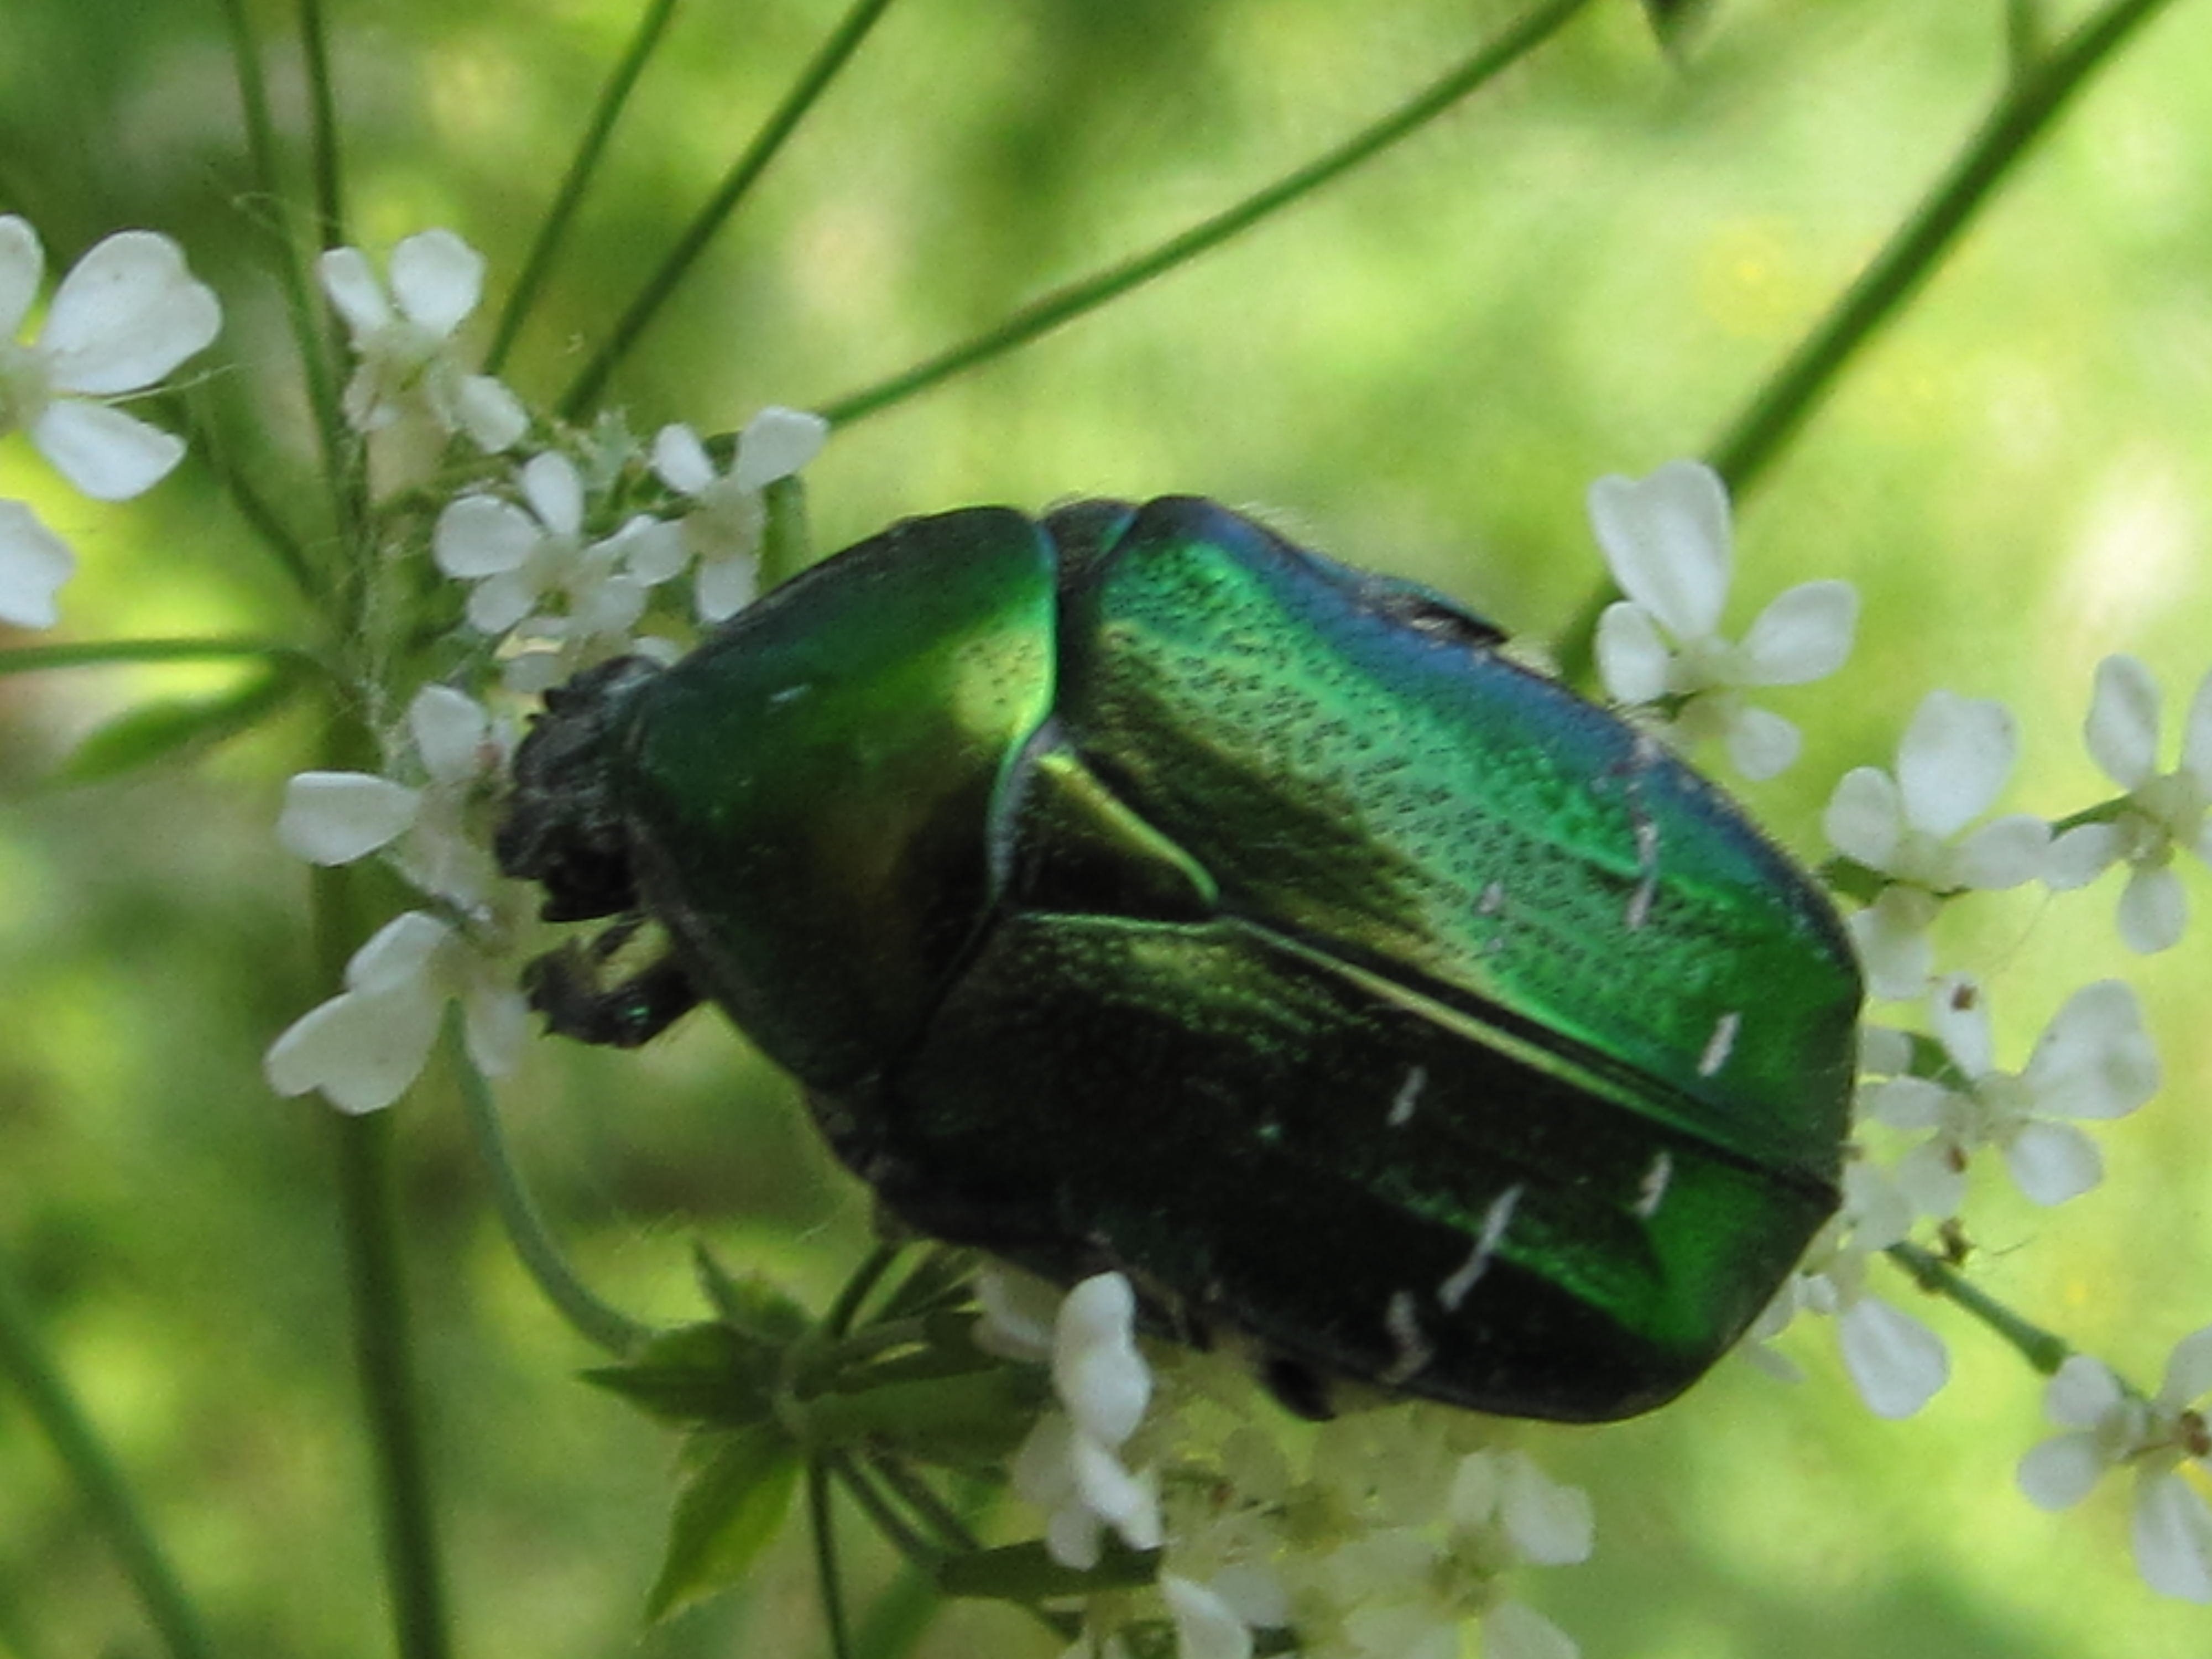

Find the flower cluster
[[0, 215, 220, 628], [983, 1268, 1593, 1659], [261, 228, 828, 1115]]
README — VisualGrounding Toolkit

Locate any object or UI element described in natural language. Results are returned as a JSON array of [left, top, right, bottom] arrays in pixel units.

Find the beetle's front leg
[[521, 921, 703, 1048]]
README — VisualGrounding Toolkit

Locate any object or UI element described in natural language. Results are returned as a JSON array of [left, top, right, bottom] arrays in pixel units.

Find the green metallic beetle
[[496, 495, 1861, 1423]]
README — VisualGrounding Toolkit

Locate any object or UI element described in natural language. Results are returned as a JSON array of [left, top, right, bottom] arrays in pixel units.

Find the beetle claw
[[521, 935, 702, 1048]]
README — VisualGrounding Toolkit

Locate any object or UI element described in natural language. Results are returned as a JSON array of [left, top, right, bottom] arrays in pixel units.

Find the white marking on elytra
[[1625, 817, 1661, 932], [1698, 1010, 1741, 1078], [769, 684, 812, 706], [1387, 1065, 1427, 1129], [1477, 881, 1506, 916], [1436, 1182, 1524, 1312], [1631, 1152, 1674, 1221], [1379, 1290, 1435, 1385]]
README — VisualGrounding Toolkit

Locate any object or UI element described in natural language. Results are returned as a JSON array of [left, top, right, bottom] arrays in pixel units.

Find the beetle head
[[496, 654, 662, 922]]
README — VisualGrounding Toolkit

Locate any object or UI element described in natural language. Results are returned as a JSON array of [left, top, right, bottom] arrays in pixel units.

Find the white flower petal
[[29, 400, 185, 500], [0, 499, 74, 628], [1739, 580, 1856, 687], [2023, 980, 2158, 1120], [2046, 1353, 2127, 1427], [263, 977, 442, 1114], [2086, 655, 2162, 791], [434, 494, 540, 578], [1498, 1451, 1594, 1566], [1951, 815, 2049, 890], [696, 555, 758, 623], [455, 374, 527, 452], [731, 405, 828, 491], [520, 451, 585, 536], [1594, 602, 1671, 705], [651, 422, 717, 495], [387, 229, 484, 336], [1841, 1160, 1917, 1250], [1846, 893, 1936, 1003], [1587, 460, 1731, 639], [278, 771, 421, 863], [2017, 1431, 2111, 1511], [1484, 1600, 1580, 1659], [2133, 1472, 2212, 1603], [317, 246, 394, 335], [1862, 1076, 1949, 1132], [2181, 667, 2212, 790], [1928, 975, 1994, 1079], [0, 216, 45, 338], [1895, 692, 2016, 836], [972, 1265, 1061, 1361], [1067, 1430, 1161, 1551], [39, 231, 220, 393], [611, 515, 686, 585], [2002, 1119, 2102, 1206], [1161, 1575, 1253, 1659], [1891, 1138, 1966, 1221], [462, 980, 530, 1078], [1824, 766, 1905, 868], [1724, 703, 1800, 781], [409, 685, 490, 782], [2117, 864, 2187, 954], [466, 568, 540, 635], [2044, 821, 2125, 890], [347, 911, 452, 994], [1054, 1272, 1150, 1446], [2161, 1326, 2212, 1407], [1838, 1296, 1949, 1418]]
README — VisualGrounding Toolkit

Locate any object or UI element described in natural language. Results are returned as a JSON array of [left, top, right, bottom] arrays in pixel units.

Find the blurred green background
[[2, 0, 2210, 1655]]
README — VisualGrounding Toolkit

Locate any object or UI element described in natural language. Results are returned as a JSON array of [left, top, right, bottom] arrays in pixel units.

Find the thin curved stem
[[558, 0, 902, 418], [0, 1251, 216, 1659], [487, 0, 682, 374], [816, 0, 1598, 429], [216, 0, 353, 555], [450, 1024, 653, 1357], [810, 1459, 858, 1659], [298, 0, 346, 250], [1886, 1242, 2072, 1376], [1553, 0, 2186, 679]]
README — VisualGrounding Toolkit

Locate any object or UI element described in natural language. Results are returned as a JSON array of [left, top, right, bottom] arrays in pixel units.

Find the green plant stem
[[330, 1109, 452, 1659], [865, 1453, 981, 1554], [1886, 1242, 2072, 1376], [298, 0, 346, 249], [0, 637, 316, 675], [558, 0, 902, 419], [810, 1459, 858, 1659], [1552, 0, 2183, 680], [816, 0, 1597, 429], [825, 1242, 903, 1337], [450, 1024, 653, 1357], [487, 0, 682, 374], [216, 0, 354, 555], [0, 1252, 216, 1659]]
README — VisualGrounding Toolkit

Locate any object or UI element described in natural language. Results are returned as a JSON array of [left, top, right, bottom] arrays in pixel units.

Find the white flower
[[434, 451, 684, 666], [1008, 1271, 1162, 1569], [317, 229, 526, 452], [1161, 1573, 1254, 1659], [0, 216, 220, 627], [1587, 458, 1857, 780], [2018, 1328, 2212, 1602], [1824, 691, 2050, 999], [0, 499, 74, 629], [277, 685, 514, 912], [1749, 1161, 1949, 1418], [651, 406, 828, 622], [1862, 977, 2158, 1216], [263, 910, 528, 1114], [2044, 655, 2212, 953]]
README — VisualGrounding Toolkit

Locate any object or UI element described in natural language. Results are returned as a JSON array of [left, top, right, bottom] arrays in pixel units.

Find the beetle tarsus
[[523, 937, 702, 1048]]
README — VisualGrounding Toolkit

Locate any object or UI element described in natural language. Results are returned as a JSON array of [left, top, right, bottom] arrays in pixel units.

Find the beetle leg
[[522, 932, 702, 1048]]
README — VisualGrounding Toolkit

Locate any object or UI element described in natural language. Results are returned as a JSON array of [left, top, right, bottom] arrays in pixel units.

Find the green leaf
[[582, 1322, 780, 1428], [803, 1366, 1049, 1468], [693, 1244, 812, 1345], [646, 1425, 802, 1621], [52, 669, 302, 786], [1640, 0, 1713, 46]]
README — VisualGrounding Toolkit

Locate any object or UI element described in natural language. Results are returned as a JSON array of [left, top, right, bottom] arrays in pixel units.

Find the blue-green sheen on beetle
[[497, 497, 1861, 1423]]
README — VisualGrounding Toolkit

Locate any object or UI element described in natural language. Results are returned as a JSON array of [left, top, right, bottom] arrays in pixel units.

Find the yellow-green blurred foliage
[[2, 1, 2209, 1655]]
